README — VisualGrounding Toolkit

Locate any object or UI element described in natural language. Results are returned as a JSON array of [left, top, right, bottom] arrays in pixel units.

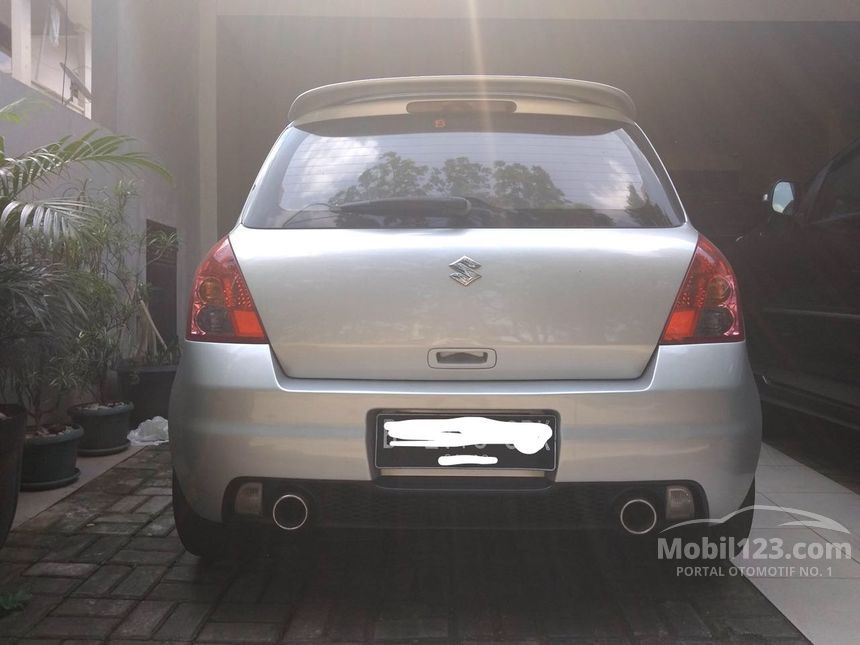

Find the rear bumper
[[222, 477, 707, 531], [170, 341, 761, 523]]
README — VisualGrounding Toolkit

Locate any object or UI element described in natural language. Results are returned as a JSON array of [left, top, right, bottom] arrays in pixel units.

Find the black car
[[732, 139, 860, 430]]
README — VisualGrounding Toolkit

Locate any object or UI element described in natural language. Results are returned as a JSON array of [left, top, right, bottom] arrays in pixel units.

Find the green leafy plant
[[0, 262, 87, 344], [0, 232, 98, 430], [0, 100, 169, 427], [62, 182, 178, 403], [0, 125, 169, 243]]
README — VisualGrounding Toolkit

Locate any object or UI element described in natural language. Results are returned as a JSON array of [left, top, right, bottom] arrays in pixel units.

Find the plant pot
[[0, 404, 26, 549], [118, 364, 177, 427], [21, 424, 83, 491], [68, 401, 134, 456]]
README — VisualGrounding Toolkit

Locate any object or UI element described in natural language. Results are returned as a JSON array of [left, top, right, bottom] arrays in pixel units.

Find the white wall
[[2, 0, 201, 339], [0, 74, 94, 148], [93, 0, 201, 337]]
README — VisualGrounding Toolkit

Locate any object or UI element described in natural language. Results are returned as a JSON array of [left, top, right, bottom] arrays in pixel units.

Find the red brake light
[[186, 237, 267, 343], [660, 235, 744, 344]]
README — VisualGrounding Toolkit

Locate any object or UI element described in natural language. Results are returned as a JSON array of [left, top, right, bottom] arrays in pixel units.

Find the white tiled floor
[[756, 464, 850, 494], [757, 443, 803, 468], [750, 493, 798, 529], [734, 443, 860, 644], [767, 491, 860, 533], [754, 577, 860, 645]]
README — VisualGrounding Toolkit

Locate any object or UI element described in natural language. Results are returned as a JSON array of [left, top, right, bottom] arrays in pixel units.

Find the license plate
[[374, 411, 558, 470]]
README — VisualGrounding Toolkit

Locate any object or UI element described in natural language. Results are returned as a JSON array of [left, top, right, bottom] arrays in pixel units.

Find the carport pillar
[[197, 0, 219, 260]]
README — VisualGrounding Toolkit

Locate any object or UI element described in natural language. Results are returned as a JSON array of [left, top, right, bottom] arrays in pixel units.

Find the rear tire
[[172, 471, 235, 561], [710, 478, 755, 554]]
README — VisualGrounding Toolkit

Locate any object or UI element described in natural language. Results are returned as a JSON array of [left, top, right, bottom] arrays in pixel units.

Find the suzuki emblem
[[449, 256, 482, 286]]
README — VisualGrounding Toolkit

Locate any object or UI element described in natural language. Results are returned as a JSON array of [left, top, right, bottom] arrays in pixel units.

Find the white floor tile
[[756, 472, 860, 565], [758, 443, 801, 467], [751, 492, 799, 529], [756, 465, 852, 494], [813, 527, 860, 567], [733, 526, 860, 579], [749, 445, 860, 641], [750, 577, 860, 645], [766, 492, 860, 532]]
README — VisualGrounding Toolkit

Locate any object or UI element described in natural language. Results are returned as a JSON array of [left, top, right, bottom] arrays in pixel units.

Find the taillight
[[186, 237, 267, 343], [660, 235, 744, 344]]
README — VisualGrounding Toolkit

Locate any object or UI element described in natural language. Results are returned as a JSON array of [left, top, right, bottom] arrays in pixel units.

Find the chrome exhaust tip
[[272, 493, 309, 531], [619, 498, 658, 535]]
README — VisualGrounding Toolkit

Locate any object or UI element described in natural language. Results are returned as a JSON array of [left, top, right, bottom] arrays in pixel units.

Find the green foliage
[[123, 336, 181, 371], [0, 128, 169, 242], [0, 97, 45, 124], [0, 589, 31, 616], [0, 100, 172, 425], [0, 231, 97, 428], [333, 152, 429, 204], [0, 262, 87, 343], [426, 156, 493, 200], [330, 152, 571, 209], [60, 183, 179, 402]]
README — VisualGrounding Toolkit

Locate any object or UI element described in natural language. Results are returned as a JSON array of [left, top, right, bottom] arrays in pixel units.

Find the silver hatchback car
[[170, 76, 761, 559]]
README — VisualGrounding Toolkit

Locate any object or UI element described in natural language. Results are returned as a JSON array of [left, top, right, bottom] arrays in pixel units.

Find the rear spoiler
[[288, 75, 636, 123]]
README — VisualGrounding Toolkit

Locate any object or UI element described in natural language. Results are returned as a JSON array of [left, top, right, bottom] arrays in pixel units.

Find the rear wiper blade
[[456, 195, 518, 216], [333, 196, 471, 215]]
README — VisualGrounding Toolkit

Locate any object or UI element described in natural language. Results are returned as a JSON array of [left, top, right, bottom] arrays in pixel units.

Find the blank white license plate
[[374, 411, 557, 470]]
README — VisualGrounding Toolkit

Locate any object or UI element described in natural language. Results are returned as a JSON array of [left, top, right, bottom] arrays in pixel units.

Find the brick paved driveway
[[0, 447, 805, 644]]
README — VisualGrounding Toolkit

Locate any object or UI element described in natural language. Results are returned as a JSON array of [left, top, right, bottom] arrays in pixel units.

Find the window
[[244, 114, 682, 229], [3, 0, 92, 117], [0, 2, 12, 74], [146, 221, 178, 345], [813, 146, 860, 222]]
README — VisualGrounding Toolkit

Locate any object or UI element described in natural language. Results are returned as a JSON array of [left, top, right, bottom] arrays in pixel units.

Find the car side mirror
[[763, 180, 798, 216]]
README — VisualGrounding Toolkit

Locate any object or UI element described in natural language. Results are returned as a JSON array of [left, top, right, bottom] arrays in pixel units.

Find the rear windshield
[[243, 114, 683, 229]]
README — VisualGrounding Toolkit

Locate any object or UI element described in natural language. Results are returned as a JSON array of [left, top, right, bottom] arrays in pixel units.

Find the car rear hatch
[[231, 87, 695, 380], [230, 225, 696, 380]]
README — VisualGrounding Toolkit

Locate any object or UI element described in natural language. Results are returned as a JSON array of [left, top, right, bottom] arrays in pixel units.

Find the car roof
[[288, 75, 636, 123]]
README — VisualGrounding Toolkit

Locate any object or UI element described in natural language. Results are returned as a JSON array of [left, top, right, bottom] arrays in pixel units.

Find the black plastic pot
[[21, 424, 83, 491], [0, 404, 26, 549], [68, 401, 134, 456], [118, 364, 177, 427]]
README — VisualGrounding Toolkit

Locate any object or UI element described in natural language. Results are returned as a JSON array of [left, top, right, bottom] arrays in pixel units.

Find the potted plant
[[2, 266, 91, 490], [0, 260, 90, 504], [0, 404, 25, 547], [0, 102, 41, 530], [21, 426, 84, 491], [0, 100, 170, 486], [118, 336, 181, 428], [65, 254, 133, 455], [114, 199, 181, 427], [68, 403, 134, 457], [64, 185, 175, 454]]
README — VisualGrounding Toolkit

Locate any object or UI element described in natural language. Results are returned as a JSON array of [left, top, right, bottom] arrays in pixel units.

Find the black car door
[[734, 142, 860, 392], [798, 144, 860, 387], [732, 178, 823, 375]]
